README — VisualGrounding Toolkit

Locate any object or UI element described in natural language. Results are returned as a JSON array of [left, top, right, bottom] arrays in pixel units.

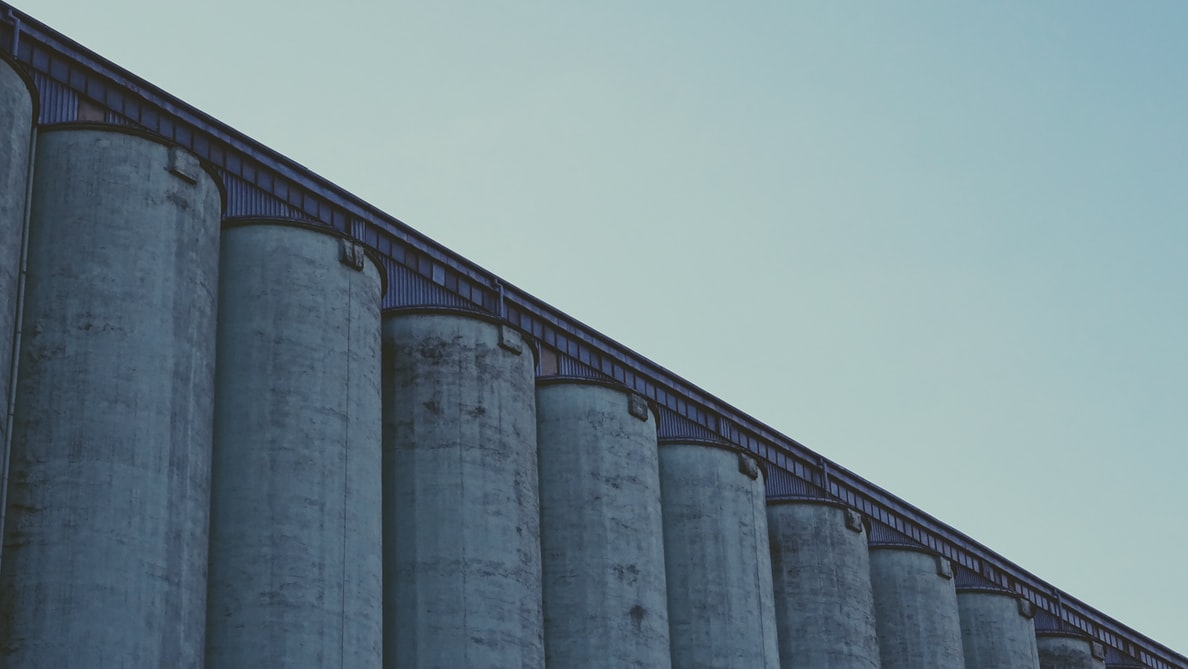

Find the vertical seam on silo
[[340, 270, 351, 668], [457, 325, 468, 665], [749, 469, 769, 666]]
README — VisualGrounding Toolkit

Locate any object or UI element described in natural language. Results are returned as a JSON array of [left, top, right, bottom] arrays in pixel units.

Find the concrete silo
[[536, 379, 671, 669], [766, 500, 881, 669], [205, 219, 384, 667], [868, 545, 967, 669], [659, 441, 780, 669], [0, 125, 222, 668], [956, 587, 1040, 669], [1036, 634, 1108, 669], [0, 54, 36, 544], [382, 309, 544, 669]]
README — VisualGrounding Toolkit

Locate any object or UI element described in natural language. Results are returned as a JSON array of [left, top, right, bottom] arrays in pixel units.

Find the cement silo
[[536, 379, 671, 669], [868, 545, 967, 669], [0, 54, 36, 544], [0, 125, 222, 668], [956, 588, 1040, 669], [1036, 634, 1108, 669], [205, 219, 384, 667], [382, 309, 544, 669], [659, 441, 780, 669], [767, 500, 882, 669]]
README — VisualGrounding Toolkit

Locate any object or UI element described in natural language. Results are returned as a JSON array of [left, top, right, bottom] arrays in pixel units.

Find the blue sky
[[14, 0, 1187, 655]]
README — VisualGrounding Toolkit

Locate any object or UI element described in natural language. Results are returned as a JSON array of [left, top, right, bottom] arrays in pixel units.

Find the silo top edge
[[1035, 630, 1098, 641], [222, 215, 388, 297], [765, 496, 853, 511], [656, 437, 770, 480], [536, 375, 661, 425], [382, 305, 541, 365], [39, 121, 227, 213], [954, 584, 1018, 596], [0, 50, 40, 122], [866, 541, 942, 556]]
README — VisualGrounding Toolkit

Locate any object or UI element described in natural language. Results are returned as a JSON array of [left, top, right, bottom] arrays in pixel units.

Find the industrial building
[[0, 4, 1184, 668]]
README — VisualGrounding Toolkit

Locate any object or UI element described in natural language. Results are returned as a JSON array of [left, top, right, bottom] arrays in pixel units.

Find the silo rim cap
[[536, 375, 660, 424], [866, 542, 947, 557], [382, 305, 541, 365], [766, 497, 855, 511], [38, 121, 227, 213], [1034, 630, 1098, 641], [656, 438, 770, 480], [221, 216, 388, 296], [954, 584, 1019, 596]]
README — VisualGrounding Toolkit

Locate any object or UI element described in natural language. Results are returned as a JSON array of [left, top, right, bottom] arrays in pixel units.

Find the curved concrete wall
[[536, 380, 671, 669], [0, 56, 34, 485], [869, 547, 967, 669], [1036, 634, 1107, 669], [206, 221, 384, 667], [659, 442, 780, 669], [957, 590, 1040, 669], [382, 310, 543, 669], [767, 501, 881, 669], [0, 127, 222, 668]]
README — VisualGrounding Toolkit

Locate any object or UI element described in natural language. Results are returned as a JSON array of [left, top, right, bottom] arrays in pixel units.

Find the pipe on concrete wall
[[0, 53, 36, 577]]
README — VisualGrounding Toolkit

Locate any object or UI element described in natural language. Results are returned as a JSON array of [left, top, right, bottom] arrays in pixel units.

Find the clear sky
[[13, 0, 1187, 655]]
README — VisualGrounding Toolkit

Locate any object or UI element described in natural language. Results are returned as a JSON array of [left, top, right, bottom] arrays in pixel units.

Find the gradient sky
[[13, 0, 1187, 655]]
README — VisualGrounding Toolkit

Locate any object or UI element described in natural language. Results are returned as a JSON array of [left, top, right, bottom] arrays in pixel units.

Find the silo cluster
[[0, 53, 1154, 669]]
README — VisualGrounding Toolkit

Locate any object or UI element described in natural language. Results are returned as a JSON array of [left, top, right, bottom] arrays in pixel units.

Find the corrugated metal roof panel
[[32, 71, 73, 123], [657, 407, 722, 443], [764, 466, 826, 499], [223, 174, 309, 220]]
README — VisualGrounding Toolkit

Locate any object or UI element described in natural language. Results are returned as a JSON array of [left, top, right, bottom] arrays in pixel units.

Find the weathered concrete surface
[[767, 501, 881, 669], [957, 590, 1040, 669], [1036, 634, 1107, 669], [383, 311, 543, 669], [659, 442, 780, 669], [536, 381, 671, 669], [0, 56, 34, 483], [869, 547, 967, 669], [0, 127, 222, 668], [205, 222, 383, 667]]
